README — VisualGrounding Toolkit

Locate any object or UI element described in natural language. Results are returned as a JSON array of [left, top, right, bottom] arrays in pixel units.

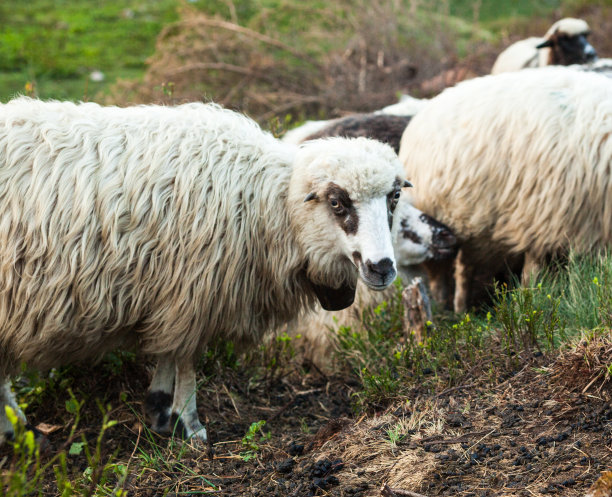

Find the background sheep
[[281, 95, 425, 146], [491, 18, 597, 75], [375, 94, 429, 116], [289, 196, 457, 371], [570, 58, 612, 79], [399, 67, 612, 312], [0, 97, 409, 445], [303, 114, 412, 153]]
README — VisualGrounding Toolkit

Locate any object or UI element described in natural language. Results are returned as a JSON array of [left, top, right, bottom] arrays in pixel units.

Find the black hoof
[[145, 391, 172, 433], [168, 413, 188, 439]]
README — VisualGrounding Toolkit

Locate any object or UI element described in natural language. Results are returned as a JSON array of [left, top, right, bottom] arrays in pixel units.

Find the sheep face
[[537, 18, 597, 65], [392, 198, 458, 266], [290, 137, 408, 308]]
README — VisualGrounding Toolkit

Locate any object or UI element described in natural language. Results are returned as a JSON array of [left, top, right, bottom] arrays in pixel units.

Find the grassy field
[[0, 0, 179, 101]]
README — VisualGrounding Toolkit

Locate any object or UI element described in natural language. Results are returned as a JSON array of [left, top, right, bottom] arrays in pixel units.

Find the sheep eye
[[394, 190, 401, 200], [330, 199, 339, 208]]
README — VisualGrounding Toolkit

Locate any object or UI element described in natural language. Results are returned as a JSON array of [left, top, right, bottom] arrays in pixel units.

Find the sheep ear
[[536, 39, 553, 49], [310, 280, 356, 311], [304, 192, 318, 202], [403, 180, 413, 188]]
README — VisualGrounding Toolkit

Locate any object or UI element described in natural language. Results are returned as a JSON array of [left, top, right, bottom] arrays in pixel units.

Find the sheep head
[[536, 18, 597, 65], [290, 137, 409, 309], [392, 197, 458, 267]]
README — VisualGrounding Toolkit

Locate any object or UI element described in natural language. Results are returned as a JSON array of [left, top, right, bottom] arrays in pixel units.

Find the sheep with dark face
[[0, 97, 409, 445], [303, 114, 412, 154], [399, 67, 612, 312], [281, 97, 425, 146], [491, 18, 597, 74]]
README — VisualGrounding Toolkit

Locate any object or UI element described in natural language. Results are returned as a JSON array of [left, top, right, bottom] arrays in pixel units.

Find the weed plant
[[1, 397, 127, 497]]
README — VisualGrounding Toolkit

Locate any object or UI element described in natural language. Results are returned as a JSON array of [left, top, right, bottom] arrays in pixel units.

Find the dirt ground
[[1, 339, 611, 497]]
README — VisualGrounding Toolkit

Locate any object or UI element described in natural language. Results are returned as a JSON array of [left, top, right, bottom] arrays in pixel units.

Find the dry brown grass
[[107, 1, 486, 123], [551, 331, 612, 396]]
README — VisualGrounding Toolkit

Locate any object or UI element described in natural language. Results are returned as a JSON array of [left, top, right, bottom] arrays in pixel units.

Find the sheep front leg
[[423, 258, 455, 310], [170, 360, 207, 442], [0, 379, 26, 445], [145, 355, 175, 435]]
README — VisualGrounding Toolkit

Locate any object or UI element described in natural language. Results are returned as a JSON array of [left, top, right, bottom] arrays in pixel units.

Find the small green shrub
[[240, 420, 271, 461], [493, 282, 564, 360], [1, 395, 127, 497]]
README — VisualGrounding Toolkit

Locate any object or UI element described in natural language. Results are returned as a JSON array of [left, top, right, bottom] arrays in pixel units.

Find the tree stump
[[401, 277, 432, 344]]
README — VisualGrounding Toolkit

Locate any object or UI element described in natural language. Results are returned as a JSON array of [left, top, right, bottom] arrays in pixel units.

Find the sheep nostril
[[366, 257, 394, 276]]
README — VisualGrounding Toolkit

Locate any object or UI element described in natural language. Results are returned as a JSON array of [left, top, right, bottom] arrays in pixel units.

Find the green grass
[[0, 0, 179, 101], [448, 0, 562, 23], [537, 251, 612, 333]]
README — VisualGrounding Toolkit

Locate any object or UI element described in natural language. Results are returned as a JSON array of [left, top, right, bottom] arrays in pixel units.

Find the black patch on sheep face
[[386, 179, 403, 228], [145, 391, 172, 431], [400, 219, 423, 244], [306, 114, 412, 153], [325, 183, 358, 235], [541, 31, 597, 65]]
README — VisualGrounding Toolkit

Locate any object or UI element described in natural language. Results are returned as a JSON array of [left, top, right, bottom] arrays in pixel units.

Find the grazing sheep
[[290, 196, 457, 370], [491, 18, 597, 74], [0, 97, 409, 445], [303, 114, 412, 153], [399, 67, 612, 312]]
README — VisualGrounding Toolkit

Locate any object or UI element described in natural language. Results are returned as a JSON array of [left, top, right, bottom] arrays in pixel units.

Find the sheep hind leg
[[453, 249, 473, 313], [169, 360, 207, 443], [522, 252, 542, 286], [0, 378, 26, 445], [145, 355, 175, 435]]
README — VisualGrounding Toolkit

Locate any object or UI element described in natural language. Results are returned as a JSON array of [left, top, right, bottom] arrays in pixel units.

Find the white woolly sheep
[[286, 114, 457, 369], [491, 18, 597, 75], [0, 97, 410, 445], [290, 196, 457, 370], [399, 67, 612, 312]]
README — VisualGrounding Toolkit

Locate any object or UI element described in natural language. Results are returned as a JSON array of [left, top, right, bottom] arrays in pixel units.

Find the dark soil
[[1, 345, 611, 497]]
